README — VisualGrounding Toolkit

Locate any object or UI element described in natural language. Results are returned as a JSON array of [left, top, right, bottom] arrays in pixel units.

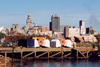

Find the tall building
[[64, 26, 80, 37], [60, 25, 69, 32], [50, 14, 60, 31], [86, 26, 95, 34], [79, 20, 86, 35], [26, 14, 32, 26], [12, 24, 19, 31], [12, 24, 16, 31], [49, 22, 52, 31], [64, 26, 69, 37]]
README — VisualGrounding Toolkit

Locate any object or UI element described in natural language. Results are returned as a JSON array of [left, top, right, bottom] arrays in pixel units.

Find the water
[[14, 59, 100, 67]]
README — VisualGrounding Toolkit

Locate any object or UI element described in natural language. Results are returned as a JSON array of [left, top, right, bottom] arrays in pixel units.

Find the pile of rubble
[[74, 36, 84, 42], [0, 55, 12, 67], [66, 35, 97, 42], [0, 54, 24, 67], [65, 36, 75, 42], [83, 35, 97, 42]]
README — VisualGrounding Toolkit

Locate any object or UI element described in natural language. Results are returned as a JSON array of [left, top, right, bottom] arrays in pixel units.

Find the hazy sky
[[0, 0, 100, 32]]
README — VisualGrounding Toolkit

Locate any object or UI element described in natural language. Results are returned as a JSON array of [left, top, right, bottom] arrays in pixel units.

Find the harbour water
[[13, 59, 100, 67]]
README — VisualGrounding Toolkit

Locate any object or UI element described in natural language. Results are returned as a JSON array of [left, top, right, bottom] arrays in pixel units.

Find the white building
[[79, 20, 86, 35], [69, 28, 80, 37], [64, 26, 80, 37], [0, 26, 4, 32]]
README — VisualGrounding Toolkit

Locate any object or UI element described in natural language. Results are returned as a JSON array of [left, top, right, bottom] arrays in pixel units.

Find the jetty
[[0, 47, 98, 60]]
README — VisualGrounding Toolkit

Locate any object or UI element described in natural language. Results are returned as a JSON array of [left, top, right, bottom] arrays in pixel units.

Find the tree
[[0, 32, 6, 39]]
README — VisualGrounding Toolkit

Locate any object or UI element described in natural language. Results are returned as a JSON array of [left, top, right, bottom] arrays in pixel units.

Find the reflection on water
[[14, 59, 100, 67]]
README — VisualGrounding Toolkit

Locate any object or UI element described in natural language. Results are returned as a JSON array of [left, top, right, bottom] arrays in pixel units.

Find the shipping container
[[50, 39, 61, 48], [42, 39, 50, 48], [27, 39, 35, 48], [98, 45, 100, 56], [64, 39, 72, 48], [18, 39, 39, 48]]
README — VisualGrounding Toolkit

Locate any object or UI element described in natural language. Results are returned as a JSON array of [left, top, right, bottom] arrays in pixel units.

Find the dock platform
[[0, 47, 98, 60]]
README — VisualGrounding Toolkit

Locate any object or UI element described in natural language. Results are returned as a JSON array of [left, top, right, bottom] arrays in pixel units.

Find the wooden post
[[77, 50, 78, 59], [48, 50, 49, 59], [12, 47, 14, 67], [20, 48, 23, 65], [21, 47, 23, 60], [61, 46, 63, 59], [5, 52, 7, 67], [86, 49, 88, 59], [21, 51, 23, 60], [35, 51, 36, 59]]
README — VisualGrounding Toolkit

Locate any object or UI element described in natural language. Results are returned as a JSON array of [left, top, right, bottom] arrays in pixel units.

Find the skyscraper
[[49, 22, 52, 31], [50, 14, 60, 31], [79, 20, 86, 35]]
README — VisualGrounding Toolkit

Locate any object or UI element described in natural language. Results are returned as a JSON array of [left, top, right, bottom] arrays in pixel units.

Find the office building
[[79, 20, 86, 35], [64, 26, 80, 37], [50, 14, 60, 31]]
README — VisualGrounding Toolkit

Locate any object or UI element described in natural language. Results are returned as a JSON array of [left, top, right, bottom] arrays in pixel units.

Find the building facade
[[49, 22, 52, 31], [26, 14, 32, 26], [50, 14, 60, 31], [79, 20, 86, 35], [60, 25, 69, 32], [64, 26, 80, 37]]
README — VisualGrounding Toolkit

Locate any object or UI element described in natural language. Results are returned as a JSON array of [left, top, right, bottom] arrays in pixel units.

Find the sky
[[0, 0, 100, 32]]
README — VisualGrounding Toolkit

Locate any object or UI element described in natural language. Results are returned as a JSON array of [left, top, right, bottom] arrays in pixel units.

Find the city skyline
[[0, 0, 100, 32]]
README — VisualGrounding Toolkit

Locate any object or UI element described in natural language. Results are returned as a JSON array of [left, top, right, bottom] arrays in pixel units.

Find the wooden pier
[[0, 47, 98, 60]]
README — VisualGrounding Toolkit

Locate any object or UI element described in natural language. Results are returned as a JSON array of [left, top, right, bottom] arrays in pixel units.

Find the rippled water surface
[[14, 59, 100, 67]]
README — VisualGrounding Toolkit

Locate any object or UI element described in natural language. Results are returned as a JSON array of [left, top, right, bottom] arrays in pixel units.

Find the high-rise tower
[[79, 20, 86, 35], [50, 14, 60, 31], [26, 14, 32, 26]]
